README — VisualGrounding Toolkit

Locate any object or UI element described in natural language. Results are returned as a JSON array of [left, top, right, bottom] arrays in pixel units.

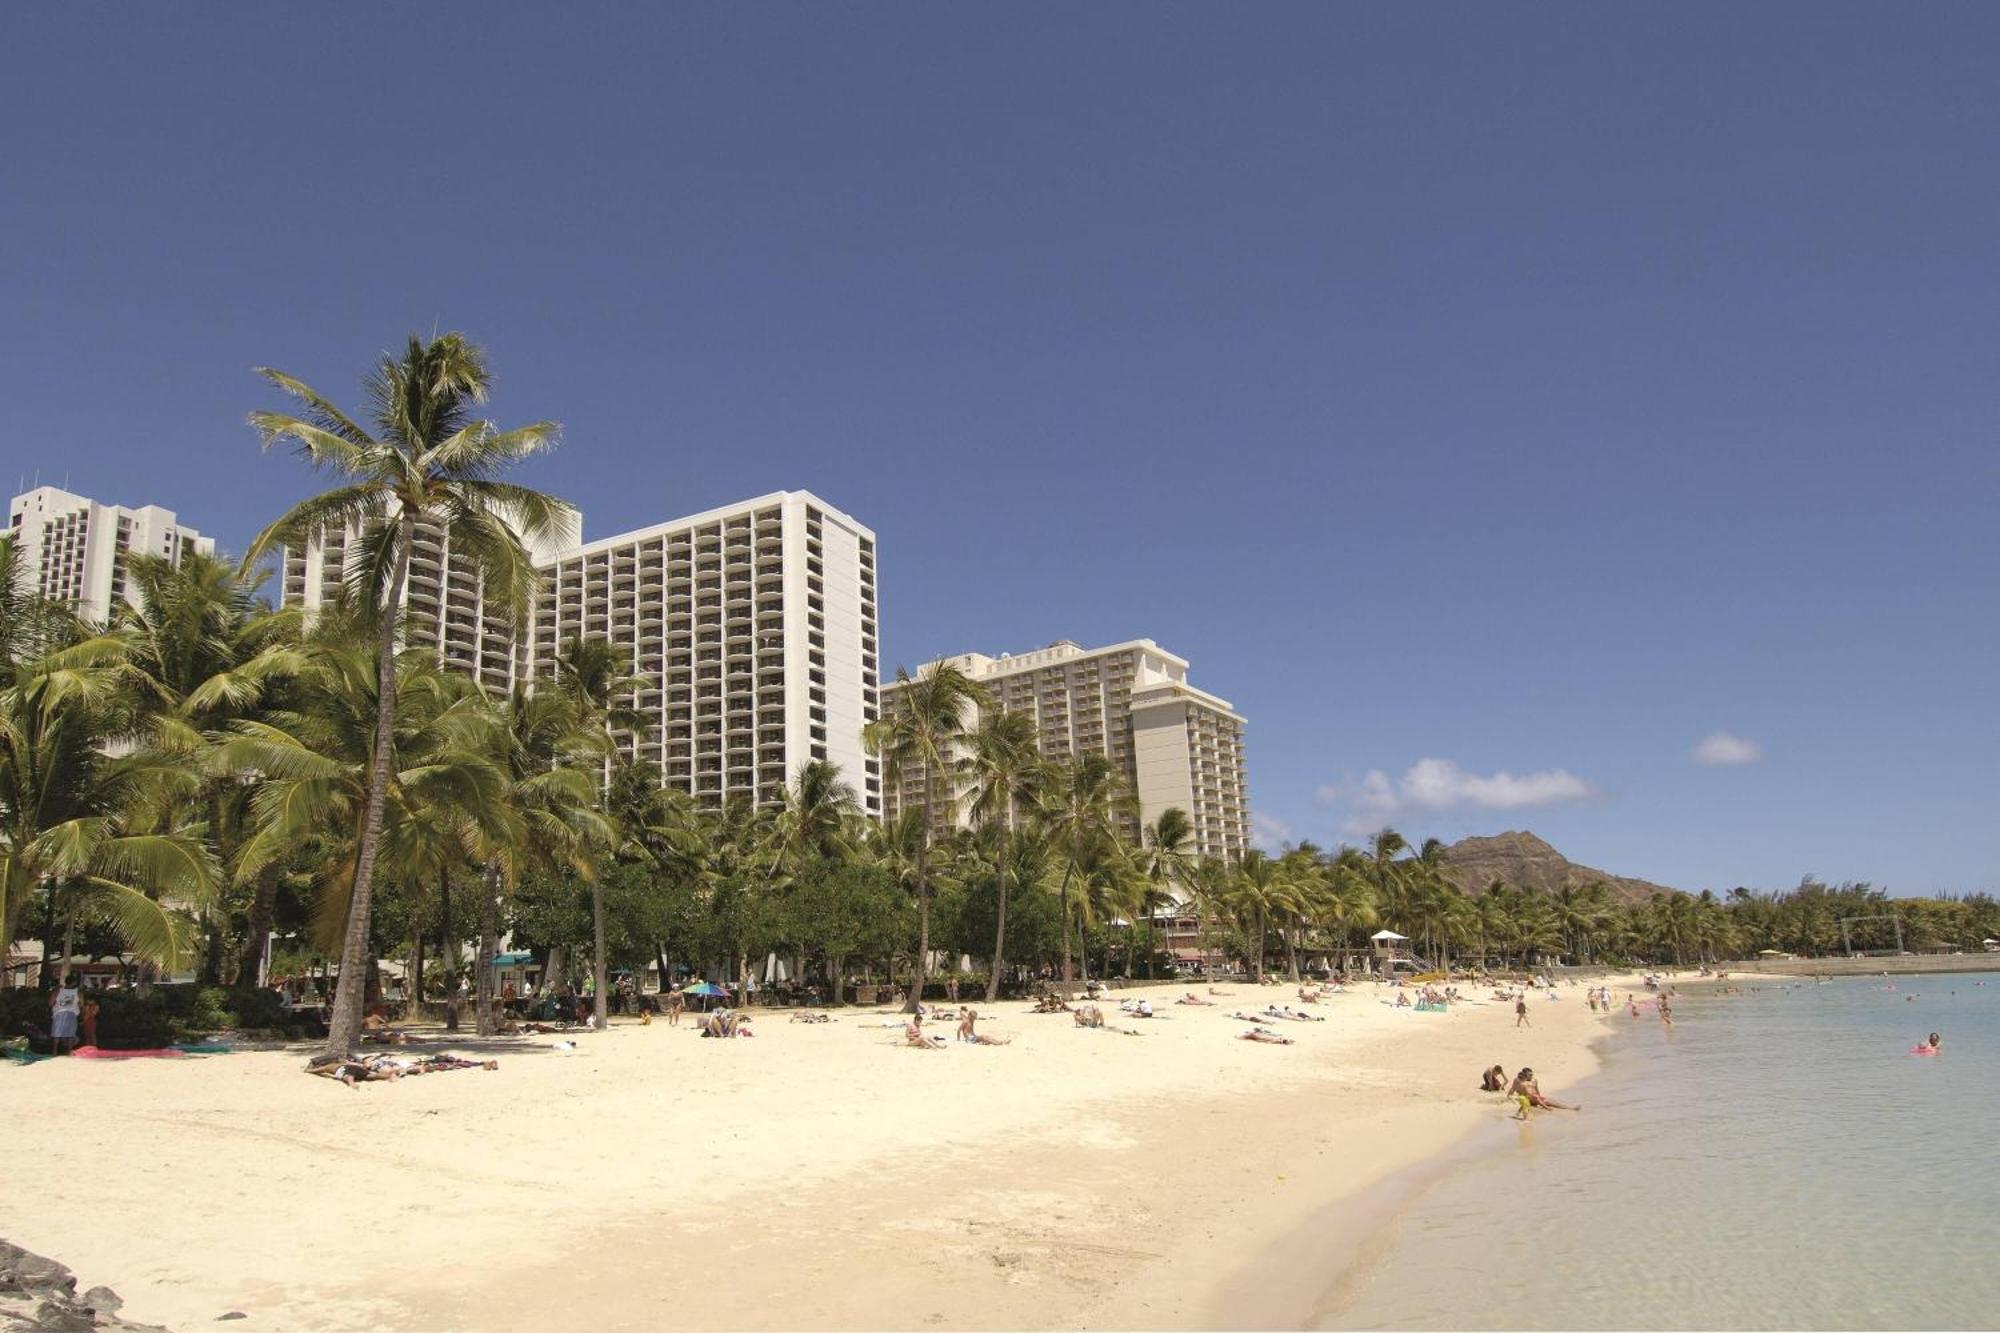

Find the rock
[[0, 1240, 167, 1331]]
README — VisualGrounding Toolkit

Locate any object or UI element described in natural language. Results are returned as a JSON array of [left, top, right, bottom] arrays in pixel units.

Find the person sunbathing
[[1238, 1026, 1293, 1045], [1073, 1004, 1104, 1029], [956, 1009, 1012, 1045], [1177, 992, 1216, 1006], [904, 1015, 946, 1048], [1119, 999, 1156, 1018], [1032, 994, 1072, 1014], [1264, 1005, 1323, 1022], [1508, 1067, 1580, 1115]]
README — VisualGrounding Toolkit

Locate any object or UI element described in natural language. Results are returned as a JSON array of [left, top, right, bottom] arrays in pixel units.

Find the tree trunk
[[58, 897, 78, 988], [240, 872, 276, 991], [654, 943, 671, 999], [410, 930, 424, 1019], [1285, 922, 1301, 983], [1058, 863, 1075, 988], [828, 951, 846, 1005], [475, 862, 501, 1036], [1254, 906, 1266, 982], [440, 870, 459, 1032], [591, 876, 609, 1029], [985, 839, 1010, 1002], [907, 778, 934, 1014], [323, 519, 412, 1058]]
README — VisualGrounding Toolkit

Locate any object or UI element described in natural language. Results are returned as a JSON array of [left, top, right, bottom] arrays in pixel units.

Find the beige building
[[880, 638, 1249, 861], [7, 485, 214, 622], [282, 491, 881, 816]]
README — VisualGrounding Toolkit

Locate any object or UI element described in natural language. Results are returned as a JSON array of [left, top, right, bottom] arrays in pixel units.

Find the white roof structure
[[1371, 930, 1408, 941]]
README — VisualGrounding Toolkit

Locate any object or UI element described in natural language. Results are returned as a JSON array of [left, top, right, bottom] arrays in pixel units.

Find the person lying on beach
[[1073, 1004, 1105, 1029], [789, 1010, 833, 1024], [1031, 994, 1073, 1014], [1238, 1026, 1293, 1045], [1480, 1064, 1508, 1092], [956, 1009, 1012, 1045], [1507, 1068, 1579, 1114], [1176, 993, 1216, 1006], [1119, 999, 1156, 1018], [1263, 1005, 1322, 1022], [904, 1015, 946, 1048]]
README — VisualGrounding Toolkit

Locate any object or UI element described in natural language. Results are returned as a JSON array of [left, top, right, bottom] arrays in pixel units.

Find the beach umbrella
[[683, 982, 730, 998]]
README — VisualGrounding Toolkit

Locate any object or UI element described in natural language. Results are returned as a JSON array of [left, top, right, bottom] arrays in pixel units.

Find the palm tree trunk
[[591, 877, 609, 1029], [908, 780, 934, 1015], [441, 870, 459, 1032], [240, 871, 277, 992], [324, 520, 412, 1058], [985, 839, 1009, 1003], [1254, 906, 1266, 982], [1057, 864, 1075, 988], [475, 861, 502, 1036], [1285, 920, 1301, 983]]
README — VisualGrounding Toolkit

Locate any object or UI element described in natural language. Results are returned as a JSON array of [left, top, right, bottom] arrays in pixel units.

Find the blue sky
[[4, 5, 1994, 894]]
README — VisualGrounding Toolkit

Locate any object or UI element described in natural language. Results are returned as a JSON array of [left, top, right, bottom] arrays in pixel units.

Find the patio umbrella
[[682, 982, 730, 998]]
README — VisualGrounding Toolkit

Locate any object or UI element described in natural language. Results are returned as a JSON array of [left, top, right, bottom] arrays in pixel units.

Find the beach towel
[[2, 1046, 55, 1064], [174, 1041, 235, 1054], [72, 1045, 187, 1059]]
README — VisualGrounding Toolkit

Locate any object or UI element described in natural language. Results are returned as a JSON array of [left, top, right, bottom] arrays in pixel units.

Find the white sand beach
[[2, 978, 1624, 1331]]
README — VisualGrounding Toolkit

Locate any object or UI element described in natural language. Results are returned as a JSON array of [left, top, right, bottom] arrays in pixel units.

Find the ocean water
[[1319, 975, 2000, 1331]]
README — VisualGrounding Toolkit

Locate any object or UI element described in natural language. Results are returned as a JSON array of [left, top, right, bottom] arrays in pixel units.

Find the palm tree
[[777, 759, 862, 872], [863, 662, 991, 1013], [1135, 808, 1194, 979], [470, 684, 614, 1034], [243, 333, 573, 1057], [960, 708, 1041, 1000], [1032, 753, 1135, 987], [1, 635, 220, 984], [1227, 850, 1285, 982], [550, 634, 649, 1028], [115, 551, 300, 985]]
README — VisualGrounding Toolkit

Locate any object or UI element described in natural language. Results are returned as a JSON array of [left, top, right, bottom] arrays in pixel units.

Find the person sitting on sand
[[1119, 998, 1155, 1018], [905, 1014, 946, 1048], [1481, 1064, 1508, 1092], [1074, 1004, 1104, 1029], [956, 1009, 1012, 1045], [1508, 1067, 1579, 1115], [1238, 1026, 1293, 1045], [1395, 992, 1412, 1009]]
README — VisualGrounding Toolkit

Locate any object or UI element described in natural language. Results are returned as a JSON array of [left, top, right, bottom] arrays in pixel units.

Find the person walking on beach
[[1515, 996, 1531, 1028]]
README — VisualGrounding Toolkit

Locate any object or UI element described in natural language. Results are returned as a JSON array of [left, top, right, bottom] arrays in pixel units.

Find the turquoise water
[[1320, 975, 2000, 1331]]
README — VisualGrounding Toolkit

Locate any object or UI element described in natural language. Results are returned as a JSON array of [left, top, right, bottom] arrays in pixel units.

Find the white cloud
[[1316, 757, 1598, 832], [1251, 812, 1294, 852], [1692, 732, 1761, 766]]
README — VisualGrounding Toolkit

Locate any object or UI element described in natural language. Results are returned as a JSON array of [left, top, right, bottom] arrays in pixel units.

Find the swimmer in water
[[1926, 1032, 1941, 1051]]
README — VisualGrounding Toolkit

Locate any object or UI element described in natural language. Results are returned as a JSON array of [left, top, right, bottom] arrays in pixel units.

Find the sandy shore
[[2, 977, 1624, 1331]]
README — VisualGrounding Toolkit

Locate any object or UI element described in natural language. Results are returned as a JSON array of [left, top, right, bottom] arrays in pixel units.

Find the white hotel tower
[[7, 485, 215, 622], [281, 491, 882, 817]]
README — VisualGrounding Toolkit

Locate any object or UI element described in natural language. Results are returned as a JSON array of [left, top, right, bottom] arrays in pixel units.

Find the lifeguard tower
[[1370, 929, 1440, 979]]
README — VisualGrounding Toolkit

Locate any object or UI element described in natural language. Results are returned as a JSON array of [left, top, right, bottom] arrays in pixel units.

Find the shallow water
[[1318, 975, 2000, 1331]]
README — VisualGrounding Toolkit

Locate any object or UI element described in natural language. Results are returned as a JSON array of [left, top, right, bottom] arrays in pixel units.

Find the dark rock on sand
[[0, 1241, 166, 1332]]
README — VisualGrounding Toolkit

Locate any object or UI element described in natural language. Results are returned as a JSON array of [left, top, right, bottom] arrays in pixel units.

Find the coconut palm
[[1, 635, 219, 984], [243, 333, 573, 1057], [960, 708, 1041, 999], [862, 662, 991, 1013], [1032, 753, 1136, 986], [1134, 807, 1195, 979], [777, 758, 863, 872], [470, 684, 615, 1034], [1226, 850, 1286, 982], [550, 634, 650, 1028]]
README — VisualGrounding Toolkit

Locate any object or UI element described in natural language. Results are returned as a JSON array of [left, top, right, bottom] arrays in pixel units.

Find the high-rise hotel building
[[7, 485, 215, 622], [880, 638, 1249, 862], [280, 491, 882, 816]]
